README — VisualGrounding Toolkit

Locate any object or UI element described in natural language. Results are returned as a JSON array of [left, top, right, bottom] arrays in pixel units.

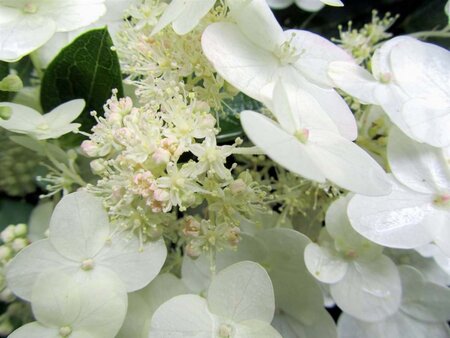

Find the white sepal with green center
[[348, 127, 450, 256], [240, 80, 391, 196], [9, 269, 127, 338], [6, 191, 167, 301], [202, 0, 356, 140], [0, 100, 84, 140], [149, 261, 281, 338], [0, 0, 106, 62]]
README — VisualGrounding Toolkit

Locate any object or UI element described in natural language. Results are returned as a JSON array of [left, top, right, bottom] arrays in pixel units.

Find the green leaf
[[40, 28, 123, 138], [217, 92, 262, 143], [0, 198, 33, 231], [0, 61, 9, 101]]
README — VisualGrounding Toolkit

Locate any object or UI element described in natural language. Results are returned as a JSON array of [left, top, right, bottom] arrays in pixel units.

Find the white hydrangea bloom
[[267, 0, 343, 11], [348, 127, 450, 256], [0, 0, 106, 62], [150, 261, 281, 337], [151, 0, 216, 35], [240, 81, 391, 196], [9, 269, 127, 338], [6, 191, 167, 301], [182, 229, 337, 338], [337, 266, 450, 338], [304, 195, 402, 321], [415, 244, 450, 279], [329, 36, 450, 147], [202, 0, 357, 140], [0, 100, 85, 140]]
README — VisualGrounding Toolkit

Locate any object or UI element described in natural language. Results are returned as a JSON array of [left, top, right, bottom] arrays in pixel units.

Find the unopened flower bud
[[1, 225, 16, 243], [81, 140, 99, 157], [185, 243, 202, 258], [13, 223, 27, 237], [11, 238, 28, 252], [0, 74, 23, 92], [183, 217, 201, 237]]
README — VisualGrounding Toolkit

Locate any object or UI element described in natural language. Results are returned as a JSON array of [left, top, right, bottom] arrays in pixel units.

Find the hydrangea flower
[[0, 100, 85, 140], [149, 261, 281, 337], [348, 127, 450, 256], [337, 266, 450, 338], [0, 0, 106, 62], [240, 81, 391, 196], [202, 0, 357, 140], [304, 195, 402, 321], [182, 228, 337, 338], [267, 0, 343, 11], [6, 191, 167, 301], [329, 36, 450, 147], [9, 269, 127, 338]]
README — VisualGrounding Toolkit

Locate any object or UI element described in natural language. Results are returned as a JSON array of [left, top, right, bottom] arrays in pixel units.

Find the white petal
[[207, 261, 275, 323], [304, 243, 348, 283], [201, 22, 279, 103], [328, 61, 379, 104], [149, 294, 214, 337], [228, 0, 285, 52], [390, 39, 450, 101], [28, 201, 53, 242], [399, 266, 450, 323], [266, 0, 294, 9], [181, 254, 212, 294], [295, 74, 357, 140], [294, 0, 324, 11], [49, 191, 110, 261], [401, 98, 450, 148], [388, 126, 450, 194], [0, 102, 43, 134], [240, 110, 326, 183], [141, 273, 189, 314], [235, 320, 282, 338], [347, 178, 437, 249], [172, 0, 216, 35], [70, 268, 128, 337], [371, 36, 416, 81], [321, 0, 344, 6], [8, 322, 59, 338], [0, 15, 56, 62], [273, 81, 339, 134], [273, 311, 336, 338], [117, 293, 150, 338], [307, 130, 392, 196], [151, 0, 185, 35], [326, 195, 383, 259], [6, 239, 76, 301], [44, 99, 85, 130], [337, 312, 450, 338], [330, 255, 401, 321], [96, 235, 167, 292], [31, 270, 82, 327], [39, 1, 107, 32], [290, 29, 353, 87]]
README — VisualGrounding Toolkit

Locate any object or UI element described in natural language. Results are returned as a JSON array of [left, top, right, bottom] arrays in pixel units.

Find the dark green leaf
[[0, 61, 9, 101], [0, 198, 33, 231], [41, 28, 123, 138], [217, 92, 262, 143]]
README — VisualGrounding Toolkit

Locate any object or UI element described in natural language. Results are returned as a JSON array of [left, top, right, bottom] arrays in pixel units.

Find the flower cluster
[[0, 0, 449, 337]]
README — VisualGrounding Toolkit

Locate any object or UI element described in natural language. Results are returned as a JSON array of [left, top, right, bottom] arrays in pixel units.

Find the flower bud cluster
[[0, 131, 40, 196], [0, 224, 32, 335]]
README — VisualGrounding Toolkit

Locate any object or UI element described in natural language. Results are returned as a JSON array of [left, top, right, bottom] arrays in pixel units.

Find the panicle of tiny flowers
[[116, 0, 234, 112], [83, 91, 268, 249], [333, 10, 399, 64], [0, 224, 33, 335]]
